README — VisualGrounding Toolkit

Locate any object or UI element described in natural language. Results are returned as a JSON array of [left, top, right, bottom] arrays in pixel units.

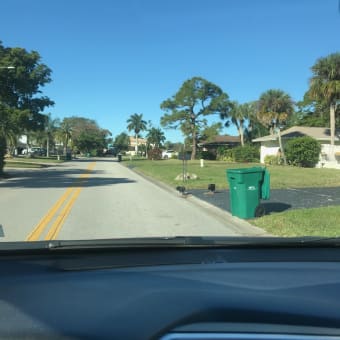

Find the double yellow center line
[[26, 162, 96, 241]]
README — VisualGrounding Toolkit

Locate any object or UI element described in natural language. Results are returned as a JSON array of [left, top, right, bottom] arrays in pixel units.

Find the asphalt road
[[0, 158, 266, 242]]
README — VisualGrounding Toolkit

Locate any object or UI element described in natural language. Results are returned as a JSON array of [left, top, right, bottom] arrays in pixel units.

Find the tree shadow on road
[[72, 157, 121, 163], [0, 167, 136, 189]]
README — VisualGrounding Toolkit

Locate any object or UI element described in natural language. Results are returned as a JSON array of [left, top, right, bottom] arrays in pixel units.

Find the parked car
[[22, 147, 46, 156], [162, 150, 178, 159]]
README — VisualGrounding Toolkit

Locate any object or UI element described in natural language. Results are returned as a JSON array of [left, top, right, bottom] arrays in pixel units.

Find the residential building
[[127, 136, 147, 155], [198, 135, 241, 154], [252, 126, 340, 168]]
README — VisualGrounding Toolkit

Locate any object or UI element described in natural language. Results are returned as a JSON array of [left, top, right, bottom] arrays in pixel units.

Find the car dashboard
[[1, 243, 340, 339]]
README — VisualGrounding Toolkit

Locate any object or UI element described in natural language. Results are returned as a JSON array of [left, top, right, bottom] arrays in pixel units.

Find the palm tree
[[58, 120, 72, 156], [227, 101, 254, 146], [126, 113, 147, 155], [257, 89, 294, 165], [146, 127, 165, 149], [308, 53, 340, 146], [44, 113, 60, 157]]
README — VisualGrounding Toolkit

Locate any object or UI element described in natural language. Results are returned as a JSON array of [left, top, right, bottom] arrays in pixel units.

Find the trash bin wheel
[[255, 204, 265, 217]]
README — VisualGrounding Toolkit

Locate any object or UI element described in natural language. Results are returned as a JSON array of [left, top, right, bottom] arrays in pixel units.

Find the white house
[[252, 126, 340, 169]]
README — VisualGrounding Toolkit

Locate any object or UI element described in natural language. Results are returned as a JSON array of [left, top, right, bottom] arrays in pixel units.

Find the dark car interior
[[1, 238, 340, 339]]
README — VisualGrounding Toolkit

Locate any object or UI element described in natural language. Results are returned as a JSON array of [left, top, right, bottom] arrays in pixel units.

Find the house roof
[[252, 126, 340, 143], [252, 135, 277, 142], [199, 135, 240, 146]]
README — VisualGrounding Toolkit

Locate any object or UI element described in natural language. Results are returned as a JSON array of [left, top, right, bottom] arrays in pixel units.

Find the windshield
[[0, 0, 339, 245]]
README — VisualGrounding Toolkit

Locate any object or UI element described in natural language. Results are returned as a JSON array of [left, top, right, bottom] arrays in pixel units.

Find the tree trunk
[[46, 135, 50, 157], [0, 135, 6, 175], [26, 134, 29, 156], [64, 136, 68, 156], [277, 128, 287, 166], [135, 134, 138, 156], [191, 129, 196, 160], [330, 103, 335, 146], [239, 126, 244, 146], [8, 138, 15, 156]]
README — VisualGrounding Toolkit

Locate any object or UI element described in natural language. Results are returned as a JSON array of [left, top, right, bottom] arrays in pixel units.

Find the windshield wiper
[[45, 236, 340, 249], [1, 236, 340, 253]]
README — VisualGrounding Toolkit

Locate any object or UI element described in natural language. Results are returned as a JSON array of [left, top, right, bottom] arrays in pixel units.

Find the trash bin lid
[[227, 167, 264, 174]]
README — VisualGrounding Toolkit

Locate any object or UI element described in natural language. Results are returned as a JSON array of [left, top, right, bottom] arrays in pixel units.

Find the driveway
[[190, 187, 340, 215]]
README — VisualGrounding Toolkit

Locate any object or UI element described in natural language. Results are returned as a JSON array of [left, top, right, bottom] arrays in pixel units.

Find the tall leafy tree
[[164, 141, 184, 152], [59, 116, 111, 156], [307, 52, 340, 146], [146, 127, 165, 149], [114, 132, 130, 153], [288, 98, 329, 128], [58, 120, 72, 156], [0, 106, 21, 165], [257, 89, 294, 165], [244, 115, 268, 142], [199, 122, 223, 143], [126, 113, 147, 155], [160, 77, 231, 160], [29, 129, 45, 149], [0, 41, 53, 173], [183, 120, 222, 147], [75, 129, 110, 155], [241, 101, 266, 142]]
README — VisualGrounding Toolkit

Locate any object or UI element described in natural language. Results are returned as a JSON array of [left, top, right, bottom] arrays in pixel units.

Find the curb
[[121, 162, 269, 237]]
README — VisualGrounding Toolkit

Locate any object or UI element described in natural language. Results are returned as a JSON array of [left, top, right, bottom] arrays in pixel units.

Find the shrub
[[264, 155, 281, 165], [147, 148, 162, 160], [285, 136, 321, 167], [216, 147, 234, 162], [196, 150, 216, 160], [232, 145, 260, 163], [216, 145, 259, 162]]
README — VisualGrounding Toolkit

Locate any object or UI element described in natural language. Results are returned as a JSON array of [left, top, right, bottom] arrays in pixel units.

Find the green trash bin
[[261, 168, 270, 200], [117, 154, 122, 162], [226, 167, 270, 219]]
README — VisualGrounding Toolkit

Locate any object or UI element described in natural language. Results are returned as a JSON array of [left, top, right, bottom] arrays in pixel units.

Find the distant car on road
[[104, 148, 117, 157], [162, 150, 178, 159]]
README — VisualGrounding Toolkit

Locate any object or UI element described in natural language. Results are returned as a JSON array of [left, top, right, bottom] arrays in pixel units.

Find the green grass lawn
[[123, 159, 340, 190], [5, 157, 65, 167], [252, 206, 340, 237], [6, 156, 65, 164], [4, 156, 65, 169]]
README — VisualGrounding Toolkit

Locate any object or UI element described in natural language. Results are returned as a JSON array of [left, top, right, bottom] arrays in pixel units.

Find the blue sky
[[1, 0, 339, 142]]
